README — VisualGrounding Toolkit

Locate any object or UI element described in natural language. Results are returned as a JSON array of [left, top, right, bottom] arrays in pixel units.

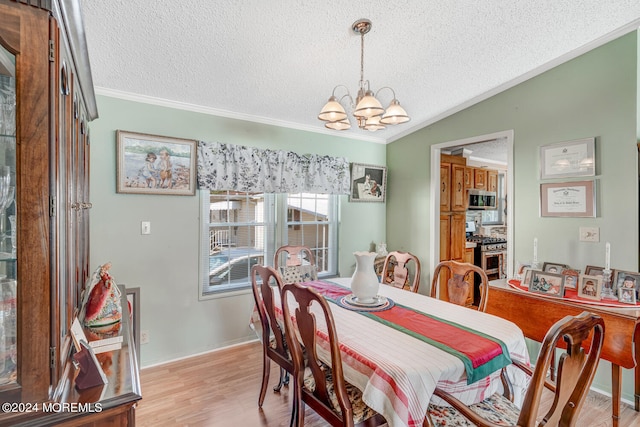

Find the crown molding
[[94, 87, 387, 144]]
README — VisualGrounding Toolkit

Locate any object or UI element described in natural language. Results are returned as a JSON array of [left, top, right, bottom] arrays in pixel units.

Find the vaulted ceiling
[[80, 1, 640, 144]]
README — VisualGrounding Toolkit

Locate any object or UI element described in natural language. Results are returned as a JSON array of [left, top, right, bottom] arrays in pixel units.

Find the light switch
[[141, 221, 151, 235]]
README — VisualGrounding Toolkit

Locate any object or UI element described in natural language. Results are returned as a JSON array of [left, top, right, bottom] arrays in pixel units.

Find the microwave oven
[[468, 189, 497, 210]]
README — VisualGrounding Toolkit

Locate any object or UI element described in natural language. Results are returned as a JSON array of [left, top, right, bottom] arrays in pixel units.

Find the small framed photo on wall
[[349, 163, 387, 203]]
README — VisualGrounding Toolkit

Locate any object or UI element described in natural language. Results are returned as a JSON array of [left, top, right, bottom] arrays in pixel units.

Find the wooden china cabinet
[[0, 1, 140, 425]]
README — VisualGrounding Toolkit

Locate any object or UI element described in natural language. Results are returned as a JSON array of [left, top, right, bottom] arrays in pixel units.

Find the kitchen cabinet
[[450, 163, 466, 212], [437, 213, 465, 299], [450, 214, 465, 260], [474, 169, 487, 189], [487, 170, 498, 192], [439, 215, 451, 261], [439, 213, 465, 262], [0, 0, 140, 425], [463, 167, 474, 189], [439, 154, 467, 271], [440, 163, 451, 212]]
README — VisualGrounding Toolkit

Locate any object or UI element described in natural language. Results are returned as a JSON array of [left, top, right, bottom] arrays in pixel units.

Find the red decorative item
[[83, 263, 122, 328]]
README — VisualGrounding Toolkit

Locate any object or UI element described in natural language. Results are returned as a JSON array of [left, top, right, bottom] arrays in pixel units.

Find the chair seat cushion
[[428, 392, 520, 426], [303, 362, 378, 424], [280, 265, 318, 283]]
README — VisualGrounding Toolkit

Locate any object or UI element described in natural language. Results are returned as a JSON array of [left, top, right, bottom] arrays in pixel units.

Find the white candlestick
[[605, 242, 611, 270], [533, 237, 538, 263]]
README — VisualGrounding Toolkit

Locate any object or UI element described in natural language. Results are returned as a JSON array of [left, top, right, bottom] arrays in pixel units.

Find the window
[[200, 191, 338, 298], [283, 193, 338, 275]]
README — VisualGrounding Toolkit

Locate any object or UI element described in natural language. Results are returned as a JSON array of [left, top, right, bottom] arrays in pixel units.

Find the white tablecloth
[[255, 277, 529, 427]]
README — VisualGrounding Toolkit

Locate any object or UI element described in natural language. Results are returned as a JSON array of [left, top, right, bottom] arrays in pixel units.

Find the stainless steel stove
[[466, 235, 507, 279]]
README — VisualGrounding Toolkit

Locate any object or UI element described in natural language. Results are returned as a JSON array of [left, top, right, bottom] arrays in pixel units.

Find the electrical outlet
[[579, 226, 599, 242], [140, 330, 150, 344]]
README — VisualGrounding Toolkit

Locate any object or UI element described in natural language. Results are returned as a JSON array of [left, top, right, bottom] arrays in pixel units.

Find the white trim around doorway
[[429, 130, 514, 296]]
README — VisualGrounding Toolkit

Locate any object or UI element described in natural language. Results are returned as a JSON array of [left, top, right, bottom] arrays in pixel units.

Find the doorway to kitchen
[[429, 130, 514, 292]]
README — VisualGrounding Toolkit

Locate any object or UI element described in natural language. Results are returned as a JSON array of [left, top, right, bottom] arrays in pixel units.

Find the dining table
[[251, 277, 530, 427]]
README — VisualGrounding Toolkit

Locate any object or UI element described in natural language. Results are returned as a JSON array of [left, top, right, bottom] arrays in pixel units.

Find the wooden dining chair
[[281, 282, 387, 427], [430, 260, 489, 311], [380, 251, 421, 293], [250, 265, 293, 408], [426, 311, 605, 427], [274, 245, 318, 283]]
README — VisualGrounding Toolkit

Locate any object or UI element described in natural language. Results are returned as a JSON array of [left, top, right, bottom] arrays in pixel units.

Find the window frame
[[199, 190, 339, 300], [278, 193, 339, 278]]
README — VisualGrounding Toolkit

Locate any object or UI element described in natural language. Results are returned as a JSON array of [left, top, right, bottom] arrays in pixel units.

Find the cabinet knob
[[81, 202, 93, 210]]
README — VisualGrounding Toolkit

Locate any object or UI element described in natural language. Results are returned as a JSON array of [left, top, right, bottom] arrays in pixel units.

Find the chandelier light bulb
[[325, 118, 351, 130], [380, 99, 410, 125], [318, 96, 348, 122], [363, 115, 386, 132], [354, 91, 384, 118]]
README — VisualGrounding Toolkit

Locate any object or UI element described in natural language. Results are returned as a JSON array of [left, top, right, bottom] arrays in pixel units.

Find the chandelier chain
[[360, 31, 365, 85]]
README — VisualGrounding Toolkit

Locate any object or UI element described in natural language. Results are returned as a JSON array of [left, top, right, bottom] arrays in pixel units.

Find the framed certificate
[[540, 180, 595, 218], [539, 137, 595, 179]]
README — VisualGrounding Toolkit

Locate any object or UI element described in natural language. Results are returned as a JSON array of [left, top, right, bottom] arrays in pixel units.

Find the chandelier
[[318, 19, 410, 132]]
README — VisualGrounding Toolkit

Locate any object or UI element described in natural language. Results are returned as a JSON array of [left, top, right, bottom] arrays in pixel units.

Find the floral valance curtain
[[197, 141, 351, 194]]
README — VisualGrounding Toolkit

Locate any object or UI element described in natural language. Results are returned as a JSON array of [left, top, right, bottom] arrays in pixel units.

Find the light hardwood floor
[[135, 341, 640, 427]]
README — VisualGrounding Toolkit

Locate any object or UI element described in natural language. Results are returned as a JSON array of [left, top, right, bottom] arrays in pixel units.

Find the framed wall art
[[539, 137, 595, 179], [540, 180, 595, 218], [116, 130, 197, 195], [349, 163, 387, 203]]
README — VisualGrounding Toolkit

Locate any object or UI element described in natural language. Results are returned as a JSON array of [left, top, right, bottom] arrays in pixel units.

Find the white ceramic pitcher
[[351, 251, 380, 303]]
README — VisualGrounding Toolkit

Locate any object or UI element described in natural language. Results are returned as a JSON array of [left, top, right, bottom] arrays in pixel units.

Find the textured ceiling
[[79, 1, 640, 144]]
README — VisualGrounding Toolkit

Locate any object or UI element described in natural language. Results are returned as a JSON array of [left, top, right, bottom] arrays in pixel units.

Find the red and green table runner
[[306, 279, 511, 384]]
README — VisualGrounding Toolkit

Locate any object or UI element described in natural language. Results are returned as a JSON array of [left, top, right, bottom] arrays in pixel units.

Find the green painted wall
[[88, 97, 386, 366], [387, 32, 638, 401]]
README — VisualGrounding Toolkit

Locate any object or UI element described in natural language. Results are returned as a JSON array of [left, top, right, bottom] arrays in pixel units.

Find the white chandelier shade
[[317, 19, 410, 132]]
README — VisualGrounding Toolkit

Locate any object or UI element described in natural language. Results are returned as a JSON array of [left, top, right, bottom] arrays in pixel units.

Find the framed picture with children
[[614, 270, 640, 304], [116, 130, 197, 196]]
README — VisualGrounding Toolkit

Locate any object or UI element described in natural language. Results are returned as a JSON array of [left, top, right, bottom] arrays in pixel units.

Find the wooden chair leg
[[258, 354, 270, 406], [291, 382, 304, 427], [423, 413, 435, 427], [273, 367, 289, 392]]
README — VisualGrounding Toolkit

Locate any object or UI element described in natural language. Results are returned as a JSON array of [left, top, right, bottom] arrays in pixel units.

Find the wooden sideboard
[[486, 281, 640, 427], [0, 285, 141, 426]]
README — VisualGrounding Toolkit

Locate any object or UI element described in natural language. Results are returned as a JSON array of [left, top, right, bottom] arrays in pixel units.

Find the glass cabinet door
[[0, 44, 16, 388]]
